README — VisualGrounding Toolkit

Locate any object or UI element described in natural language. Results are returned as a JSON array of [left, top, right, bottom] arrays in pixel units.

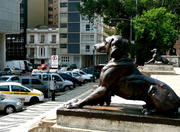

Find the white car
[[73, 69, 93, 82], [0, 82, 44, 104], [66, 71, 91, 83]]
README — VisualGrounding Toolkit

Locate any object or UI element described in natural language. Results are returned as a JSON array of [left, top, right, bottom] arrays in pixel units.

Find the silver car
[[0, 75, 20, 82], [0, 96, 23, 114]]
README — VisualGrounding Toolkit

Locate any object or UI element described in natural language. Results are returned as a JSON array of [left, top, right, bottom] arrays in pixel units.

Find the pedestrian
[[50, 78, 56, 101]]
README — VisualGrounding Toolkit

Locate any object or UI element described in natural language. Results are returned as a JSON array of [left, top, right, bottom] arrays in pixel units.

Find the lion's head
[[94, 35, 129, 59]]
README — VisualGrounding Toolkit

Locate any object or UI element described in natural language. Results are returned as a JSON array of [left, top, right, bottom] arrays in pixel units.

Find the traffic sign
[[51, 55, 58, 68]]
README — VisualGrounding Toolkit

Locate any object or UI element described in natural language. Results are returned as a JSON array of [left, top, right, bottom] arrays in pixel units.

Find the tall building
[[0, 0, 21, 70], [59, 0, 105, 68], [48, 0, 59, 27], [27, 0, 48, 28], [6, 0, 27, 61]]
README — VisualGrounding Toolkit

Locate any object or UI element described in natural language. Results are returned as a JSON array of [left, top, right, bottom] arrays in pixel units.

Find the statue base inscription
[[55, 104, 180, 132], [139, 64, 176, 75]]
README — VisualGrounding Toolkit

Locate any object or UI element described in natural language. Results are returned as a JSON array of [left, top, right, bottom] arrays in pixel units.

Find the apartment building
[[26, 26, 59, 66], [59, 0, 105, 68], [6, 0, 27, 61], [48, 0, 59, 26], [0, 0, 21, 70]]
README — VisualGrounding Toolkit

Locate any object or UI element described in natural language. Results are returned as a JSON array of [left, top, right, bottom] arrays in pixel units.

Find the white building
[[26, 26, 59, 66], [0, 0, 21, 70], [59, 0, 106, 68]]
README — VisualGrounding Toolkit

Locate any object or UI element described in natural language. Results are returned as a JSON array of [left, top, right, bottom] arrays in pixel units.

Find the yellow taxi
[[0, 82, 44, 104]]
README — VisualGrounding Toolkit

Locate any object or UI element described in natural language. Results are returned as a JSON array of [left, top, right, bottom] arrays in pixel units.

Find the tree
[[132, 7, 178, 65], [78, 0, 180, 38]]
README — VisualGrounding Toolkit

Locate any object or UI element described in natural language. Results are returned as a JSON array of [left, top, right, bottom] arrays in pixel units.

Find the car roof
[[20, 76, 40, 79], [0, 81, 22, 86], [0, 75, 18, 78]]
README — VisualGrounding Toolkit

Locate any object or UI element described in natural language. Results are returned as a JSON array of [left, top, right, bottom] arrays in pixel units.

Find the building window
[[61, 56, 69, 62], [60, 34, 67, 38], [81, 34, 94, 42], [60, 23, 67, 28], [52, 35, 56, 43], [60, 13, 67, 18], [52, 48, 56, 55], [86, 24, 90, 31], [60, 44, 67, 48], [30, 48, 35, 57], [49, 0, 53, 4], [60, 3, 67, 8], [30, 35, 34, 43], [40, 35, 45, 43], [39, 47, 45, 57], [85, 45, 90, 52]]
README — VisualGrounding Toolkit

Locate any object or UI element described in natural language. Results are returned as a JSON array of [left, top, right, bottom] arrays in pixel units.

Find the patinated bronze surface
[[146, 48, 169, 64], [64, 35, 180, 115]]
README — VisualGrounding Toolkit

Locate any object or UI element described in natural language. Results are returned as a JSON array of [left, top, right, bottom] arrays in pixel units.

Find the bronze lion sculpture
[[65, 35, 180, 115]]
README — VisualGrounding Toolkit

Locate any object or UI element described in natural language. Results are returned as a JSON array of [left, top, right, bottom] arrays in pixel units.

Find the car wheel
[[83, 79, 88, 84], [30, 97, 39, 104], [5, 105, 15, 114], [64, 86, 71, 91]]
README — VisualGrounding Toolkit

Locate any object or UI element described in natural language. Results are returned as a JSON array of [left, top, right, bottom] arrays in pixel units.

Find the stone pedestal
[[54, 104, 180, 132], [162, 55, 180, 67], [139, 64, 176, 75]]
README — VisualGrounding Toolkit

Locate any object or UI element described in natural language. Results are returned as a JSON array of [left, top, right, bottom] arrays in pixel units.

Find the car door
[[31, 79, 45, 92], [52, 74, 63, 90], [0, 85, 10, 96], [10, 85, 31, 102]]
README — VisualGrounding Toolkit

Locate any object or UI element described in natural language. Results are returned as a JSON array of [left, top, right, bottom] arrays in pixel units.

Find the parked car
[[58, 73, 82, 88], [0, 75, 20, 82], [32, 73, 73, 91], [6, 60, 33, 72], [3, 67, 22, 75], [66, 71, 82, 82], [19, 76, 48, 98], [37, 64, 48, 70], [57, 67, 69, 73], [66, 71, 90, 84], [72, 69, 93, 82], [0, 95, 23, 114], [0, 82, 44, 104], [81, 67, 101, 79], [2, 68, 13, 75]]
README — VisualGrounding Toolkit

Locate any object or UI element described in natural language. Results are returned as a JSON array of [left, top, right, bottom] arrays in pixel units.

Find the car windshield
[[0, 77, 8, 81], [72, 72, 80, 76], [79, 71, 86, 75]]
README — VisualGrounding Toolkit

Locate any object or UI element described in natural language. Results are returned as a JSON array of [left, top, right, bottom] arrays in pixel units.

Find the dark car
[[58, 73, 82, 88], [82, 67, 101, 79]]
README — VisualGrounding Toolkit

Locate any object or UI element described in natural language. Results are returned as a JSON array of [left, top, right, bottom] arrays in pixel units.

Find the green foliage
[[77, 0, 180, 64], [132, 7, 178, 64]]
